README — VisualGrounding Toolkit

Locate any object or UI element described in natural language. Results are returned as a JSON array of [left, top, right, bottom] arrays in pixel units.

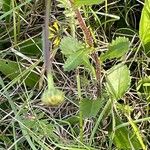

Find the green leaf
[[139, 0, 150, 56], [63, 116, 80, 126], [23, 118, 55, 137], [2, 0, 11, 22], [0, 134, 12, 147], [18, 38, 42, 56], [110, 116, 142, 149], [137, 76, 150, 102], [64, 49, 87, 71], [80, 98, 104, 119], [60, 36, 92, 71], [106, 64, 131, 100], [0, 59, 40, 87], [60, 36, 84, 56], [100, 37, 129, 62], [117, 103, 133, 115], [74, 0, 104, 7], [0, 0, 31, 20]]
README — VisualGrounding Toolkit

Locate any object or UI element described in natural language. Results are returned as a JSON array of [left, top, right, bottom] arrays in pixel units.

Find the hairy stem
[[43, 0, 52, 75], [75, 7, 102, 97], [76, 70, 83, 143]]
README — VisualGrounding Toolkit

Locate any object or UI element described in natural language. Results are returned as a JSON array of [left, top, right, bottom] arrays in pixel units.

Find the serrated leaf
[[80, 98, 104, 119], [74, 0, 104, 7], [139, 0, 150, 56], [60, 36, 84, 56], [100, 37, 129, 62], [109, 116, 142, 149], [0, 59, 40, 87], [64, 49, 87, 71], [106, 64, 131, 100], [60, 36, 92, 72]]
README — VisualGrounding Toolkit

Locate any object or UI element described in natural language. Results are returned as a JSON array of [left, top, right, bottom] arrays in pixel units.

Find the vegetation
[[0, 0, 149, 149]]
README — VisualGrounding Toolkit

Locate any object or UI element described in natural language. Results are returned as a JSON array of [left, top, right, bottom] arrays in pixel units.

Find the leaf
[[137, 76, 150, 102], [74, 0, 105, 7], [23, 118, 55, 137], [60, 36, 92, 71], [109, 116, 142, 149], [0, 59, 40, 87], [2, 0, 11, 22], [106, 64, 131, 100], [60, 36, 84, 56], [100, 37, 130, 62], [63, 116, 80, 126], [18, 38, 42, 56], [139, 0, 150, 56], [0, 134, 12, 147], [0, 0, 31, 21], [80, 98, 104, 119], [64, 49, 87, 71]]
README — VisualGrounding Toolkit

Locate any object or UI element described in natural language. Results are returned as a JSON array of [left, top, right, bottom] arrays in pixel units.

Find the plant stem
[[76, 70, 83, 143], [104, 0, 108, 30], [89, 98, 112, 145], [75, 9, 93, 47], [114, 117, 150, 130], [12, 0, 17, 45], [126, 115, 147, 150], [75, 7, 102, 97], [43, 0, 52, 76]]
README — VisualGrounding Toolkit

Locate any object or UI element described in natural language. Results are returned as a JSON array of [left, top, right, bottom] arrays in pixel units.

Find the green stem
[[47, 73, 54, 90], [76, 70, 83, 143], [108, 105, 115, 150], [126, 115, 147, 150], [115, 117, 150, 130], [12, 121, 17, 150], [0, 77, 37, 150], [12, 0, 17, 45], [43, 0, 56, 91], [104, 0, 108, 30], [89, 98, 112, 145]]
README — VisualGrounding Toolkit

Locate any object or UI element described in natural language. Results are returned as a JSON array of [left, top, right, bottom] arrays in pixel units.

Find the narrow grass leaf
[[2, 0, 11, 22], [0, 59, 40, 88], [139, 0, 150, 56], [19, 38, 42, 56], [0, 0, 31, 20], [137, 76, 150, 102], [74, 0, 104, 7], [126, 116, 146, 150], [110, 116, 142, 149]]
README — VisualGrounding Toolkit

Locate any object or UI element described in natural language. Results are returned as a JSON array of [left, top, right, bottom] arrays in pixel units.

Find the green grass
[[0, 0, 149, 149]]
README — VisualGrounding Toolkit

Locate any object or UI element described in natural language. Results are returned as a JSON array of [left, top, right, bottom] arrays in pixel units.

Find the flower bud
[[41, 88, 64, 106]]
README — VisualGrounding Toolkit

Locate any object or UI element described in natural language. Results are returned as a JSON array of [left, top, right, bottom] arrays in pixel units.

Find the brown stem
[[70, 2, 101, 96], [75, 9, 93, 47], [43, 0, 52, 75], [92, 52, 101, 96]]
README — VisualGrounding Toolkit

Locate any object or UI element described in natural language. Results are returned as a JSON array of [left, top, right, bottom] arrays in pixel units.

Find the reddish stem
[[70, 2, 101, 96]]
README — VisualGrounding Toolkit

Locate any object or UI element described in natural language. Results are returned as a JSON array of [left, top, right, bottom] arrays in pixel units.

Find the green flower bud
[[41, 88, 64, 106], [41, 73, 64, 106]]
